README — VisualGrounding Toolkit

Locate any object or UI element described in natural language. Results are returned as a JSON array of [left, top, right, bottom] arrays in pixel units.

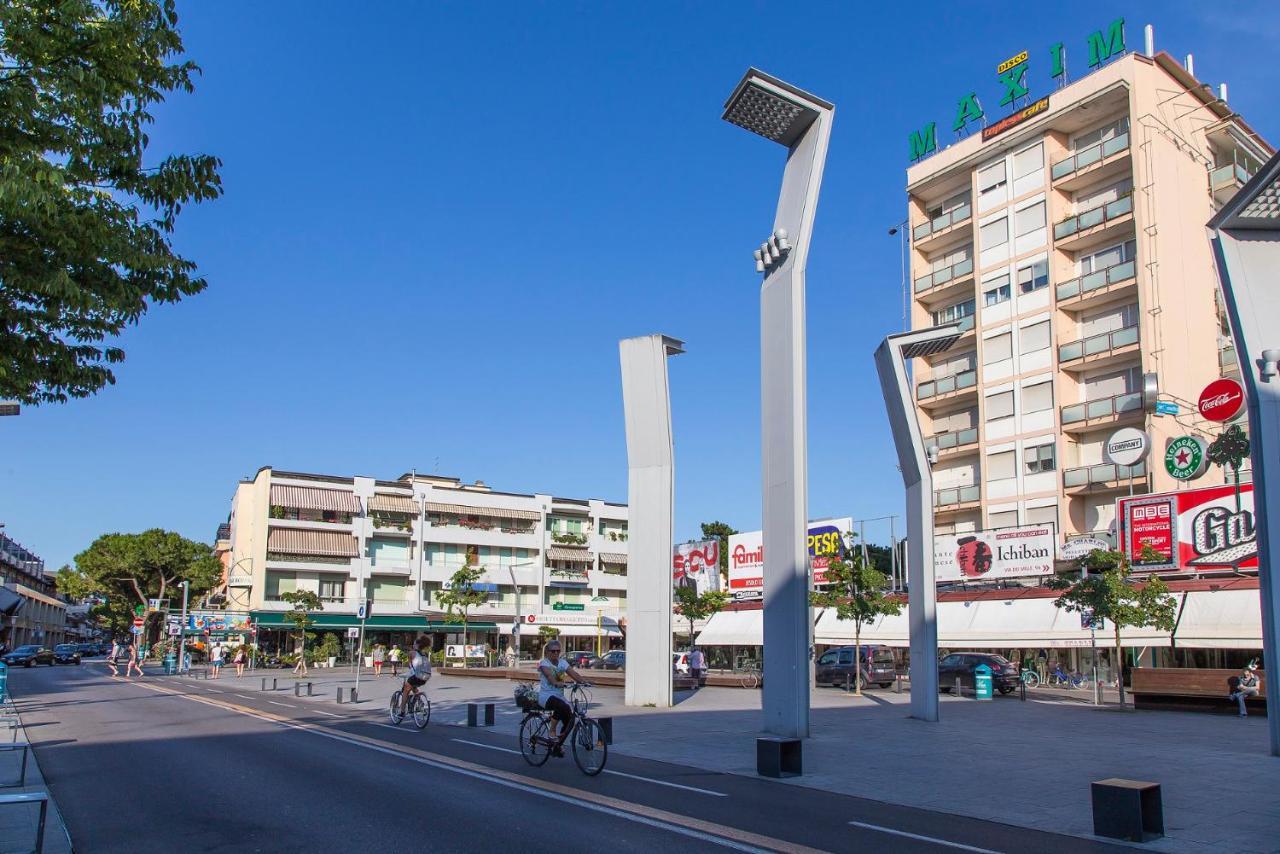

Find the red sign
[[1118, 483, 1257, 571], [132, 617, 145, 627], [1198, 378, 1244, 422]]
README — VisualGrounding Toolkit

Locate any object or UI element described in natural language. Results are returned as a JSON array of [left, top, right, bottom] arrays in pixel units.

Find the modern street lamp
[[874, 323, 964, 723], [723, 69, 833, 739], [177, 580, 190, 674]]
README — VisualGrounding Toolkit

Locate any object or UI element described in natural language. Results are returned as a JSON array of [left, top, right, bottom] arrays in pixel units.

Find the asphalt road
[[9, 663, 1131, 853]]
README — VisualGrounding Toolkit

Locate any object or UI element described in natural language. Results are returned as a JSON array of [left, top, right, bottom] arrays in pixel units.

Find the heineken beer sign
[[1197, 377, 1244, 422], [1164, 435, 1208, 480]]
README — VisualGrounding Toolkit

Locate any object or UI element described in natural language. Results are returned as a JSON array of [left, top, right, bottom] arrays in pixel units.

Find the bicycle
[[1020, 668, 1040, 689], [737, 663, 762, 689], [389, 679, 432, 729], [1047, 667, 1085, 689], [516, 683, 607, 776]]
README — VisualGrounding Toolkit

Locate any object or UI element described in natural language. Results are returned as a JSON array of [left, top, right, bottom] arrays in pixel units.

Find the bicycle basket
[[514, 684, 541, 711]]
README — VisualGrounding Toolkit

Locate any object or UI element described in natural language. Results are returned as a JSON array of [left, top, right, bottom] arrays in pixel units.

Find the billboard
[[726, 518, 853, 602], [935, 525, 1055, 583], [188, 611, 251, 633], [672, 540, 721, 596], [1117, 483, 1256, 571]]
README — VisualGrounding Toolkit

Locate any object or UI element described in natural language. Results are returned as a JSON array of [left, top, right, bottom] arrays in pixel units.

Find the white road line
[[312, 710, 341, 717], [233, 694, 254, 701], [451, 739, 728, 797], [847, 821, 1002, 853], [267, 701, 295, 709]]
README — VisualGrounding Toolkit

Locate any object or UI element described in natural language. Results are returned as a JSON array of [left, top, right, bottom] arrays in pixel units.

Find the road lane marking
[[847, 822, 1001, 853], [312, 710, 341, 717], [233, 694, 254, 701], [127, 681, 808, 853], [451, 739, 729, 797], [267, 701, 295, 709]]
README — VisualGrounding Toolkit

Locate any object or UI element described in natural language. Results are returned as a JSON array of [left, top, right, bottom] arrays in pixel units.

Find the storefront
[[502, 613, 623, 658], [249, 611, 500, 658]]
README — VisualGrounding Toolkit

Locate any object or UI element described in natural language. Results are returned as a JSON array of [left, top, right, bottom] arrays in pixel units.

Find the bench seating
[[1131, 668, 1266, 715]]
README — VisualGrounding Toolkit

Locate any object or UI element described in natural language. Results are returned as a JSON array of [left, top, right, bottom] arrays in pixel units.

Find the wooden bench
[[1131, 668, 1266, 715]]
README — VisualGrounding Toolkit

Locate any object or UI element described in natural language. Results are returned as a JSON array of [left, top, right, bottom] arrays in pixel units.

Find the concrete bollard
[[261, 678, 267, 691], [895, 672, 902, 694], [597, 717, 613, 745], [294, 683, 301, 698], [351, 688, 358, 704], [954, 677, 962, 697], [337, 687, 344, 704], [272, 678, 278, 691], [307, 682, 313, 697]]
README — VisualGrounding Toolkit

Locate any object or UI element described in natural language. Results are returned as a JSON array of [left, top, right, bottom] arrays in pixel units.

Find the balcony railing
[[1050, 132, 1130, 181], [1053, 194, 1134, 241], [1057, 324, 1139, 363], [931, 314, 974, 334], [1063, 461, 1147, 489], [917, 368, 977, 401], [912, 202, 973, 242], [914, 257, 974, 294], [1056, 259, 1137, 301], [1060, 390, 1143, 425], [924, 427, 979, 453], [1210, 163, 1251, 192], [934, 484, 980, 508], [1220, 345, 1239, 373]]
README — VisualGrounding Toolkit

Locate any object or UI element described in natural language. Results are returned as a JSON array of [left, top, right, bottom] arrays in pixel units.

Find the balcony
[[1052, 194, 1134, 252], [1050, 132, 1132, 192], [1055, 259, 1137, 311], [1063, 461, 1147, 493], [268, 514, 355, 533], [1057, 324, 1139, 370], [934, 485, 981, 513], [924, 427, 979, 458], [1220, 345, 1240, 377], [1210, 162, 1251, 207], [915, 368, 978, 410], [1060, 390, 1143, 432], [264, 552, 357, 574], [914, 256, 975, 306], [912, 202, 973, 252]]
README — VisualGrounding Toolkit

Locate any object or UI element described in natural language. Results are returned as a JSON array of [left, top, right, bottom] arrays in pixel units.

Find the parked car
[[565, 651, 599, 669], [816, 645, 898, 688], [3, 645, 54, 667], [673, 652, 689, 674], [938, 652, 1021, 694], [592, 650, 625, 670], [52, 644, 82, 665], [74, 643, 99, 658]]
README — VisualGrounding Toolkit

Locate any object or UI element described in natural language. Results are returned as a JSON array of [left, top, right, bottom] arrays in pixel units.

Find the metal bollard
[[1021, 677, 1027, 702], [261, 678, 267, 691], [337, 687, 344, 704], [954, 677, 962, 697], [294, 683, 301, 698], [844, 673, 851, 694], [597, 716, 613, 745], [307, 682, 313, 697], [272, 678, 278, 691], [895, 672, 902, 694], [350, 688, 358, 704]]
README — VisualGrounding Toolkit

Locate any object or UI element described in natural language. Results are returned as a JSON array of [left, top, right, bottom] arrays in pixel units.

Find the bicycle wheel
[[411, 694, 431, 729], [519, 715, 553, 767], [389, 691, 404, 725], [1022, 672, 1039, 689], [572, 718, 607, 776], [741, 671, 760, 689]]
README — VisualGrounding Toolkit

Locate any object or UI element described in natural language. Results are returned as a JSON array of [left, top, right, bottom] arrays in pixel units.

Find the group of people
[[208, 644, 248, 678], [105, 638, 145, 678]]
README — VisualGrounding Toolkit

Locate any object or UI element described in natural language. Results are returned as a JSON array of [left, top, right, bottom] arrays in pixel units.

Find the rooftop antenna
[[1144, 24, 1154, 57]]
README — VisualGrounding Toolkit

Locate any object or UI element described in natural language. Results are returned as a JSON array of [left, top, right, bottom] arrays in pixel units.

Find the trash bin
[[0, 662, 8, 700], [163, 653, 177, 675], [974, 663, 993, 701]]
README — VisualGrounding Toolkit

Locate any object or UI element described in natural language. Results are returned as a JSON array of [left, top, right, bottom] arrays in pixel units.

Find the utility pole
[[177, 581, 190, 673]]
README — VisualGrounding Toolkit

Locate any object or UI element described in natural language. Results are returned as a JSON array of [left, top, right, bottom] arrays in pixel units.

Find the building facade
[[906, 48, 1271, 553], [0, 532, 68, 649], [225, 467, 627, 655]]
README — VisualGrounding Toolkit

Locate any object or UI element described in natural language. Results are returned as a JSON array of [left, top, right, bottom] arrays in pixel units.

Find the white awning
[[501, 623, 622, 637], [695, 610, 762, 646], [1174, 589, 1262, 649]]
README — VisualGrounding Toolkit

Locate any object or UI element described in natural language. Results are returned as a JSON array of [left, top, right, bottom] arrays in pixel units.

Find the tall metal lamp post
[[874, 324, 963, 723]]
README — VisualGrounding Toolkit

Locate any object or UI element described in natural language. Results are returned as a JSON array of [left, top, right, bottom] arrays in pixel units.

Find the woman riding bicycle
[[538, 639, 590, 757], [396, 635, 433, 713]]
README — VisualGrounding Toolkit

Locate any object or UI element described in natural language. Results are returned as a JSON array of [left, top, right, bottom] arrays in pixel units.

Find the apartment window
[[983, 274, 1011, 306], [983, 332, 1012, 364], [1074, 116, 1130, 150], [1025, 504, 1058, 527], [1017, 258, 1049, 293], [988, 510, 1019, 529], [1024, 444, 1056, 473], [933, 299, 975, 326], [933, 351, 976, 379], [1022, 381, 1053, 413], [264, 571, 297, 600], [1020, 321, 1050, 354], [987, 450, 1017, 480], [1015, 201, 1046, 236], [1013, 143, 1043, 179], [980, 216, 1009, 249], [985, 391, 1014, 420], [318, 577, 344, 602], [978, 161, 1007, 198], [1080, 303, 1139, 337], [1080, 239, 1136, 274], [1084, 366, 1140, 400], [928, 191, 971, 220]]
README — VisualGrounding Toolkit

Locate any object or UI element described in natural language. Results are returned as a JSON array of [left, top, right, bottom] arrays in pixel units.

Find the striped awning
[[266, 528, 359, 557], [547, 547, 593, 562], [270, 484, 362, 514], [425, 502, 540, 521], [600, 553, 628, 564], [369, 494, 418, 515]]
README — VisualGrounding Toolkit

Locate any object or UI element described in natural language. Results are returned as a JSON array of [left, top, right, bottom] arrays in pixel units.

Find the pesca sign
[[726, 517, 852, 602], [1197, 378, 1245, 423], [1117, 483, 1257, 571], [909, 17, 1127, 161]]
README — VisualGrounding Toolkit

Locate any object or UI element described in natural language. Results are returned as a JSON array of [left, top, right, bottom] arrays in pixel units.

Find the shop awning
[[425, 502, 540, 521], [369, 494, 418, 515], [501, 623, 621, 638], [1174, 589, 1262, 649], [547, 547, 592, 562], [270, 484, 362, 514], [266, 528, 359, 557], [599, 553, 628, 564], [250, 611, 499, 631], [696, 610, 763, 646]]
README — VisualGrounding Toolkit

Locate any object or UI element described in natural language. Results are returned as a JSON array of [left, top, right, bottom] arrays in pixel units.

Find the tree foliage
[[0, 0, 222, 404], [809, 540, 902, 694], [437, 564, 489, 658], [279, 589, 322, 657], [673, 585, 729, 646], [699, 521, 737, 579]]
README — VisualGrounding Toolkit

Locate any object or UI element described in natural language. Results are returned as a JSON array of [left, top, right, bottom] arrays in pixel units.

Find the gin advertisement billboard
[[1117, 483, 1256, 571]]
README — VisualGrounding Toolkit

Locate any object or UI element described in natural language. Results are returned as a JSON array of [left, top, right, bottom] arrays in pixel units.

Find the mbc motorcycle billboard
[[1117, 482, 1256, 571]]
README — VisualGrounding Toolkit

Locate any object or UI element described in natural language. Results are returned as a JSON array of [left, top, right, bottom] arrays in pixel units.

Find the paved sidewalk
[[0, 695, 74, 854]]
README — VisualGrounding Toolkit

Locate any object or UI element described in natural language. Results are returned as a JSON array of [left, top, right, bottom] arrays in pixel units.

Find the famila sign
[[909, 18, 1127, 161]]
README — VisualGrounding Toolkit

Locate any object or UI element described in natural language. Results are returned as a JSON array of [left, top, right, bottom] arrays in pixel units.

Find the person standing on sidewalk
[[372, 644, 385, 676], [388, 644, 403, 677], [125, 640, 144, 678], [233, 645, 247, 677], [210, 644, 224, 679], [688, 647, 707, 687]]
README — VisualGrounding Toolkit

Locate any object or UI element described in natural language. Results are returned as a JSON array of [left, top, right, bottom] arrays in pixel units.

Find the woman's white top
[[538, 657, 570, 705]]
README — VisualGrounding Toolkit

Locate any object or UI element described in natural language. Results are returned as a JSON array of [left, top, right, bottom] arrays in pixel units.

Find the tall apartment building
[[0, 532, 68, 648], [906, 48, 1271, 552], [225, 467, 628, 653]]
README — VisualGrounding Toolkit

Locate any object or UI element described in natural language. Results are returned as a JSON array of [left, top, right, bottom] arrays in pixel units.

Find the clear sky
[[4, 1, 1278, 571]]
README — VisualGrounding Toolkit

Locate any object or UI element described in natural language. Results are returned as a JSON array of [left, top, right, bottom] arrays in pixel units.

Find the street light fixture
[[723, 69, 833, 739]]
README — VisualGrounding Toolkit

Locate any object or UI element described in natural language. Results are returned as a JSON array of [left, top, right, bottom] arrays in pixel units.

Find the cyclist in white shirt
[[396, 636, 433, 713], [537, 640, 590, 756]]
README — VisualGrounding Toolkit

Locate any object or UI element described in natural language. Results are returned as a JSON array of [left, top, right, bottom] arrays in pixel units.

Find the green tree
[[809, 542, 902, 695], [0, 0, 222, 405], [1049, 550, 1178, 705], [1207, 424, 1251, 512], [537, 625, 561, 642], [280, 589, 322, 663], [699, 521, 737, 581], [437, 564, 488, 664], [673, 585, 730, 649], [57, 529, 221, 639]]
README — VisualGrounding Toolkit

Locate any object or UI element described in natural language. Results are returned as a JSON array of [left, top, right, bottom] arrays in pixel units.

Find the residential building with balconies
[[0, 532, 67, 648], [906, 46, 1271, 556]]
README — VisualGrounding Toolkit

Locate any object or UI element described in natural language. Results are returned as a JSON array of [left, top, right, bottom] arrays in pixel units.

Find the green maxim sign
[[552, 602, 585, 612], [909, 17, 1127, 161], [1165, 435, 1208, 480]]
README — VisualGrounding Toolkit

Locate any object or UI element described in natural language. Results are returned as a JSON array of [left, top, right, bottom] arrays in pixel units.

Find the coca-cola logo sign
[[1198, 378, 1244, 422]]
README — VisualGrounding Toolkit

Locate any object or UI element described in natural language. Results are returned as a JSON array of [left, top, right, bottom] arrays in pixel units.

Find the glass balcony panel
[[914, 222, 932, 241], [953, 257, 973, 278], [1086, 398, 1114, 419], [1051, 157, 1075, 180], [1220, 346, 1237, 368], [936, 432, 957, 450], [1076, 143, 1102, 170], [1078, 207, 1104, 230], [1081, 270, 1108, 294], [917, 381, 936, 400], [915, 274, 934, 293], [1061, 403, 1086, 423], [1109, 259, 1136, 282], [936, 375, 957, 395], [1106, 195, 1133, 218], [953, 202, 972, 223], [935, 488, 957, 506], [956, 316, 975, 333], [955, 369, 977, 389], [1057, 278, 1081, 300], [959, 485, 980, 503], [958, 427, 978, 445], [1112, 326, 1139, 348], [1102, 132, 1129, 157], [1064, 467, 1089, 487], [932, 213, 949, 231], [1089, 464, 1117, 483], [1054, 218, 1078, 240], [1210, 164, 1234, 186], [1115, 391, 1143, 414], [1058, 341, 1084, 362], [1083, 333, 1111, 356]]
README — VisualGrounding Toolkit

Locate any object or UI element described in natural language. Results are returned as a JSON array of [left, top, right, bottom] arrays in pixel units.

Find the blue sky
[[5, 2, 1278, 570]]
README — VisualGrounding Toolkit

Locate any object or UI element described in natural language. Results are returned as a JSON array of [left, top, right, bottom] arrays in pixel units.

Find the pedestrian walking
[[1228, 661, 1261, 717], [107, 638, 121, 677], [373, 644, 385, 676], [233, 645, 247, 677], [688, 647, 707, 687], [388, 644, 403, 677], [210, 644, 224, 679], [292, 646, 308, 678], [125, 640, 144, 678]]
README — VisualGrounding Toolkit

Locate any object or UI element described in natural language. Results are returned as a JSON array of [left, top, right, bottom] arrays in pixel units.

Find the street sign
[[551, 603, 585, 612], [1198, 377, 1245, 422], [1105, 428, 1149, 467], [346, 627, 359, 638], [1165, 435, 1209, 480], [132, 617, 145, 628], [1155, 401, 1180, 416], [356, 603, 366, 620], [168, 625, 180, 636]]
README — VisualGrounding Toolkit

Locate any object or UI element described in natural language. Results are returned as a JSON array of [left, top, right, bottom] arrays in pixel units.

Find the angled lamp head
[[722, 68, 832, 147]]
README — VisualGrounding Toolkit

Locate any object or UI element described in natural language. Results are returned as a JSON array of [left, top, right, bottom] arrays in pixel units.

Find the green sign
[[1165, 436, 1207, 480], [552, 603, 585, 612]]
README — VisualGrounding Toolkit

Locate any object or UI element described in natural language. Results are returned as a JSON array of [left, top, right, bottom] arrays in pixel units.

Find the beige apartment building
[[906, 48, 1271, 551]]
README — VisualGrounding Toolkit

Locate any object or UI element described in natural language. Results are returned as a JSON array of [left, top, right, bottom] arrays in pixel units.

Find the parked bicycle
[[389, 679, 432, 729], [737, 663, 762, 689], [1047, 666, 1086, 689], [516, 682, 607, 776], [1020, 668, 1040, 689]]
